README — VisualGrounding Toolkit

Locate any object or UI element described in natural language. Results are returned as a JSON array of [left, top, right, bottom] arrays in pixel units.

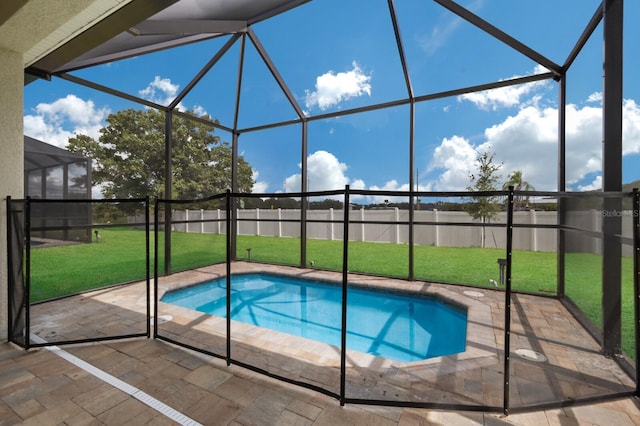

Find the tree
[[503, 170, 535, 210], [465, 151, 502, 248], [67, 109, 253, 203]]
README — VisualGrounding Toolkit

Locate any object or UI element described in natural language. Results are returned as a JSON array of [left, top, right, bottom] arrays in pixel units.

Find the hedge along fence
[[140, 207, 635, 255]]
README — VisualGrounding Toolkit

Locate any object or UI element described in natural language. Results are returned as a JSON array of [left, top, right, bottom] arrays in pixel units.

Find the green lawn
[[28, 228, 636, 358]]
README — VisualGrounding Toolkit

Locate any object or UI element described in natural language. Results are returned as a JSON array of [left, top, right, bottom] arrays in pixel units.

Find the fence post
[[361, 207, 365, 242], [185, 209, 189, 233], [225, 190, 232, 365], [434, 209, 439, 247], [633, 188, 639, 395], [395, 207, 400, 244], [503, 185, 514, 415], [278, 208, 282, 237], [592, 209, 600, 254], [340, 185, 350, 405], [153, 199, 159, 339], [530, 209, 537, 251], [256, 208, 260, 236], [200, 209, 204, 234], [25, 197, 31, 349], [330, 208, 334, 240]]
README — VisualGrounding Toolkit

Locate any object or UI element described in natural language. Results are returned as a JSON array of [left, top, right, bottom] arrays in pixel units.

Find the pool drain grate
[[30, 334, 202, 426]]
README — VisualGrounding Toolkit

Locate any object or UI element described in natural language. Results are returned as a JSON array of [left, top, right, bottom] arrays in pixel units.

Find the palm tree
[[503, 170, 535, 210]]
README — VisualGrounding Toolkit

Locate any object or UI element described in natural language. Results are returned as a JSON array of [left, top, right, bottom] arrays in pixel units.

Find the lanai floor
[[3, 263, 639, 425]]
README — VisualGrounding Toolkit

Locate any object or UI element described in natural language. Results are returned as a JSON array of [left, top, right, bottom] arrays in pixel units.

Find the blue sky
[[23, 0, 640, 202]]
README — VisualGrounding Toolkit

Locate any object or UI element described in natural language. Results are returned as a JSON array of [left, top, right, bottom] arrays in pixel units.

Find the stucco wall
[[0, 48, 24, 341]]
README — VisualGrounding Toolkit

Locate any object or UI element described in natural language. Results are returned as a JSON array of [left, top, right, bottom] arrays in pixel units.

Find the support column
[[601, 0, 623, 355], [557, 76, 567, 297], [0, 49, 24, 341], [163, 111, 172, 275]]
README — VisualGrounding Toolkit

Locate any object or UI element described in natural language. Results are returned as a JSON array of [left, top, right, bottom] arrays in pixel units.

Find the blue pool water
[[161, 273, 467, 362]]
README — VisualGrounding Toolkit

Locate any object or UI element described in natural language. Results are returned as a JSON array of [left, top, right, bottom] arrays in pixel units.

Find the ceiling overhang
[[26, 0, 308, 82]]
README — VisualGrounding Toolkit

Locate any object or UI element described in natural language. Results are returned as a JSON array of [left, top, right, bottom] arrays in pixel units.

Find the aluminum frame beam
[[247, 27, 306, 120], [433, 0, 562, 76], [601, 0, 624, 356]]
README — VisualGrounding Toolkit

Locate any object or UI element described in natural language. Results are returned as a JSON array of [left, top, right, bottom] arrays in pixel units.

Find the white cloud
[[192, 105, 209, 117], [577, 175, 602, 191], [368, 180, 432, 204], [139, 76, 179, 105], [429, 135, 478, 190], [283, 150, 433, 204], [622, 99, 640, 155], [587, 92, 603, 103], [457, 66, 550, 110], [428, 97, 640, 191], [251, 169, 269, 193], [23, 94, 109, 148], [139, 76, 208, 114], [305, 61, 372, 111], [284, 150, 377, 202], [284, 150, 350, 193]]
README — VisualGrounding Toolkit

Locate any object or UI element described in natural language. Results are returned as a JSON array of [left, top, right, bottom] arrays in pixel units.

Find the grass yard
[[28, 228, 637, 358]]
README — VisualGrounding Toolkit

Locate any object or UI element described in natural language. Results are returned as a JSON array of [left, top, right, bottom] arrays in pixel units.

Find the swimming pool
[[161, 273, 467, 362]]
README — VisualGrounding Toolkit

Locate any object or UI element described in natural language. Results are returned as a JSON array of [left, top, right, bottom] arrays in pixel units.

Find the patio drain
[[514, 348, 547, 363], [30, 334, 202, 426], [463, 290, 485, 298]]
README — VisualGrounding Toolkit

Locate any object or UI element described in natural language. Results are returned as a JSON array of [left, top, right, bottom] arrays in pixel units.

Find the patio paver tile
[[274, 409, 314, 426], [233, 388, 293, 426], [286, 398, 324, 421], [186, 392, 241, 425], [96, 397, 159, 425], [212, 375, 266, 407], [6, 398, 45, 421], [184, 365, 233, 391], [20, 400, 88, 426], [72, 384, 130, 416]]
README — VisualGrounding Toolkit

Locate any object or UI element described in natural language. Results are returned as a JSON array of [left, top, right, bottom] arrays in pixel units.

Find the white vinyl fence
[[145, 207, 635, 254], [168, 208, 561, 252]]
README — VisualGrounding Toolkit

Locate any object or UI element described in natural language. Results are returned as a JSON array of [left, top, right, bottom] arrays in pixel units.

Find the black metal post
[[602, 0, 624, 356], [153, 198, 159, 339], [230, 132, 239, 260], [226, 190, 232, 365], [145, 197, 151, 338], [62, 164, 69, 241], [340, 185, 350, 405], [164, 111, 173, 276], [503, 186, 515, 415], [230, 35, 246, 262], [388, 0, 415, 281], [25, 197, 31, 350], [300, 122, 308, 268], [633, 188, 639, 396], [6, 196, 14, 343], [557, 76, 567, 297], [408, 102, 415, 281]]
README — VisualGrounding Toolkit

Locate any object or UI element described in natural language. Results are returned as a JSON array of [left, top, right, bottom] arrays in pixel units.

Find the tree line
[[67, 110, 543, 223]]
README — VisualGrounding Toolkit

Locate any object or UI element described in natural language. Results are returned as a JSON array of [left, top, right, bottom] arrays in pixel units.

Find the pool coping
[[156, 262, 500, 379]]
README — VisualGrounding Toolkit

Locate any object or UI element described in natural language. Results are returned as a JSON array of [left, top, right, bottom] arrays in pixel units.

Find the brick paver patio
[[3, 262, 639, 425]]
